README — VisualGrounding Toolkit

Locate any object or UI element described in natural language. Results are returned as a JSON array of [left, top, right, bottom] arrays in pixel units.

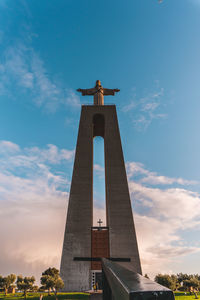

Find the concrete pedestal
[[60, 105, 141, 291]]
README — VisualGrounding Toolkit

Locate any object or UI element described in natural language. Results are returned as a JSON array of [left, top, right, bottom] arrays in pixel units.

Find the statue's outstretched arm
[[77, 88, 96, 96], [103, 88, 120, 96]]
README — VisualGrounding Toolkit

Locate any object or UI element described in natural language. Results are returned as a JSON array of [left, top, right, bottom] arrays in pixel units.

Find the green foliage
[[40, 267, 64, 296], [177, 273, 192, 283], [16, 276, 35, 298], [30, 286, 38, 292], [40, 276, 54, 295], [176, 273, 200, 291], [42, 268, 59, 277], [0, 274, 16, 295], [154, 273, 200, 292], [155, 274, 177, 290], [183, 278, 199, 288], [53, 278, 64, 295]]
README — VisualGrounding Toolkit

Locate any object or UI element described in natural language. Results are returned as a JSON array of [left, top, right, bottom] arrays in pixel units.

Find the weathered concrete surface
[[104, 106, 142, 274], [90, 293, 103, 300], [60, 107, 93, 291], [60, 105, 142, 292]]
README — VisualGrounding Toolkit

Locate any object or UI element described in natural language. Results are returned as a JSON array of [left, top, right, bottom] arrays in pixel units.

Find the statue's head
[[96, 80, 101, 87]]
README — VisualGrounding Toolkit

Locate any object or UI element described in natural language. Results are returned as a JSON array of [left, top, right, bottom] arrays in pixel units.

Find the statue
[[77, 80, 120, 105]]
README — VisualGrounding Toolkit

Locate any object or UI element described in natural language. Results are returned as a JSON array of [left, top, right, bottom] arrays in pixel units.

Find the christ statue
[[77, 80, 120, 105]]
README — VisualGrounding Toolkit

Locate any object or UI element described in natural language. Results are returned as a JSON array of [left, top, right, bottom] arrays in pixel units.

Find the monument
[[60, 80, 142, 292]]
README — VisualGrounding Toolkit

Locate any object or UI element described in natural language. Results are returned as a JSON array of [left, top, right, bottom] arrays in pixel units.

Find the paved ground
[[88, 291, 102, 300], [90, 294, 102, 300]]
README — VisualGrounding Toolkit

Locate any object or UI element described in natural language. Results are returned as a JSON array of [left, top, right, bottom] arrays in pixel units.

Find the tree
[[30, 285, 39, 292], [176, 273, 200, 291], [54, 277, 64, 295], [177, 273, 191, 284], [42, 267, 59, 278], [40, 275, 55, 296], [0, 274, 16, 296], [184, 278, 200, 289], [171, 275, 179, 290], [0, 276, 3, 291], [16, 275, 35, 298], [155, 274, 177, 290], [40, 267, 64, 296]]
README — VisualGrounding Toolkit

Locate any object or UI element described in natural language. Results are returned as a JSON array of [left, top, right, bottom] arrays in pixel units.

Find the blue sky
[[0, 0, 200, 282]]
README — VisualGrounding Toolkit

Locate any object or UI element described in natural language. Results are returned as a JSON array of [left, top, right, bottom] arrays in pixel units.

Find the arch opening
[[92, 114, 106, 226]]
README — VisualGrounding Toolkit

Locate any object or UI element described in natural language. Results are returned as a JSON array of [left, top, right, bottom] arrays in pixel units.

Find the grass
[[174, 292, 200, 300], [0, 293, 90, 300], [0, 291, 199, 300]]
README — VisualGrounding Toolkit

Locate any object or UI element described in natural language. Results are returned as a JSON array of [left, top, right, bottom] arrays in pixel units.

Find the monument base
[[89, 291, 103, 300]]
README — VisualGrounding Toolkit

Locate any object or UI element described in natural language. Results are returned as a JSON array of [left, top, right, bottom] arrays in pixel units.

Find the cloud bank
[[0, 141, 73, 281], [126, 161, 200, 277], [0, 141, 200, 282]]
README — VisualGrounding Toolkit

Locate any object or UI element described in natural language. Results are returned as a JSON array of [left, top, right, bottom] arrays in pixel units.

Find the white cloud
[[147, 245, 199, 258], [0, 43, 81, 112], [0, 141, 200, 281], [126, 161, 200, 277], [0, 140, 105, 280], [25, 144, 74, 165], [122, 83, 167, 130], [122, 101, 136, 113], [94, 163, 104, 174], [135, 213, 200, 277], [0, 140, 20, 153], [0, 141, 74, 280], [126, 161, 198, 186], [65, 89, 81, 108], [93, 206, 106, 227], [131, 182, 200, 225], [142, 101, 160, 112]]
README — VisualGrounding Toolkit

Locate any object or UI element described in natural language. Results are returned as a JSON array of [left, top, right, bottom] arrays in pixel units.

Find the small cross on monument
[[97, 219, 103, 228], [77, 80, 120, 105]]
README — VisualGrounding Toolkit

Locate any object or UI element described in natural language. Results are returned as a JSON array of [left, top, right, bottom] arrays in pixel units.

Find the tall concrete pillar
[[60, 105, 141, 292], [104, 107, 141, 273], [60, 107, 93, 291]]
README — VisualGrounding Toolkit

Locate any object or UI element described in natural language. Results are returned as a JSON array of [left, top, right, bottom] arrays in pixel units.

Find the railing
[[101, 258, 175, 300]]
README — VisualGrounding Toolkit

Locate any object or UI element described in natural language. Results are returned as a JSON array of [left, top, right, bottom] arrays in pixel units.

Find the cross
[[77, 80, 120, 105], [97, 219, 103, 227]]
